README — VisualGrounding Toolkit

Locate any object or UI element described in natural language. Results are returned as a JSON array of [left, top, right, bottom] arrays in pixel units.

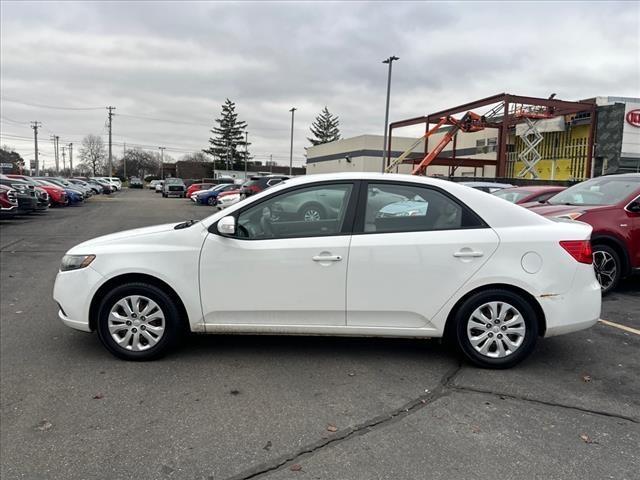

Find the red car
[[186, 183, 215, 198], [6, 174, 68, 206], [0, 184, 19, 217], [492, 185, 566, 206], [528, 174, 640, 293]]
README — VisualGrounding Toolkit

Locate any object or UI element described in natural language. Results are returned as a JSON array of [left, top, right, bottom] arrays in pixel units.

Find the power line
[[1, 97, 104, 111]]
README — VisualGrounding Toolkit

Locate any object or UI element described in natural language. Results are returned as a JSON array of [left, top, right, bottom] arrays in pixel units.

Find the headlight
[[554, 211, 585, 221], [60, 254, 96, 272]]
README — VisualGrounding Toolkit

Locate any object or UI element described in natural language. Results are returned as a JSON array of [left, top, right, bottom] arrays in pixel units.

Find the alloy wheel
[[593, 250, 617, 292], [466, 301, 526, 358], [108, 295, 166, 351], [303, 209, 321, 222]]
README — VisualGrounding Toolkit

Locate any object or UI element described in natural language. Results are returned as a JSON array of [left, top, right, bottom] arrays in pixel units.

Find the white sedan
[[53, 173, 601, 368]]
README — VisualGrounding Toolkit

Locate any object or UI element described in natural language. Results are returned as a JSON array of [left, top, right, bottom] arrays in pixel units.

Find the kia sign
[[626, 109, 640, 128]]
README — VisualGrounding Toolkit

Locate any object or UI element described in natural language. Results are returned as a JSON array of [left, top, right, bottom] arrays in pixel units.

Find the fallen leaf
[[582, 375, 592, 383], [290, 464, 302, 472], [580, 433, 598, 444], [327, 424, 338, 432], [36, 420, 53, 431], [471, 425, 481, 434], [263, 440, 272, 451], [93, 393, 104, 400]]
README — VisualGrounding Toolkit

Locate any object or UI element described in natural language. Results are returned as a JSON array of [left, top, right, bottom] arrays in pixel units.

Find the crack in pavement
[[224, 364, 462, 480], [447, 384, 639, 424], [224, 362, 638, 480]]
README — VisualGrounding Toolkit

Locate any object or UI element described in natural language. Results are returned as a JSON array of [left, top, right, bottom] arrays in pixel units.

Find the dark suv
[[240, 175, 289, 198], [162, 178, 186, 198], [528, 173, 640, 293]]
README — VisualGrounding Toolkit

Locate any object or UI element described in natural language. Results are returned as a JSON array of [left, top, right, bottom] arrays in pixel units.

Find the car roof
[[497, 185, 565, 193], [458, 181, 514, 188]]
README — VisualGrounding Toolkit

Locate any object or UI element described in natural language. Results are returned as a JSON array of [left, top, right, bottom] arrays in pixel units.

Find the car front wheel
[[96, 283, 181, 360], [592, 244, 621, 294], [453, 289, 538, 369]]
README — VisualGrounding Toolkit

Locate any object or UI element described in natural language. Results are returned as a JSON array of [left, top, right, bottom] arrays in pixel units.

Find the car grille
[[169, 186, 184, 191]]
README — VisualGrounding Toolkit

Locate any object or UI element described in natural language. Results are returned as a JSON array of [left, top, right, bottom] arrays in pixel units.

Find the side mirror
[[217, 216, 236, 235], [627, 200, 640, 213]]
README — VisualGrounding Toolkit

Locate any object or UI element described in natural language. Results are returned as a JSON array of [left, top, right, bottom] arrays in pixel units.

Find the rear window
[[493, 190, 532, 203]]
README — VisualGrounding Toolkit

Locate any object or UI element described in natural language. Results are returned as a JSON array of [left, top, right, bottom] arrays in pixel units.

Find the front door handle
[[312, 255, 342, 262], [453, 250, 484, 258]]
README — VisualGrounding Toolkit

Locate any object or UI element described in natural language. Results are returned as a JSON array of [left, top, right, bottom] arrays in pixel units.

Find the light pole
[[289, 107, 297, 176], [244, 131, 249, 179], [381, 55, 399, 173], [159, 147, 165, 178]]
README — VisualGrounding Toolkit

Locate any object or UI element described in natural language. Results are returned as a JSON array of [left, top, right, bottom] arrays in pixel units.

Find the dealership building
[[307, 95, 640, 181]]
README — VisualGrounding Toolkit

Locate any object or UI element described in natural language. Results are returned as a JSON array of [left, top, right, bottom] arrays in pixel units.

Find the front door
[[346, 181, 499, 329], [199, 182, 356, 327]]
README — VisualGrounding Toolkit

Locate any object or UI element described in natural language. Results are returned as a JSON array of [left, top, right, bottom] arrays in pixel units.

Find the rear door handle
[[312, 255, 342, 262], [453, 250, 484, 258]]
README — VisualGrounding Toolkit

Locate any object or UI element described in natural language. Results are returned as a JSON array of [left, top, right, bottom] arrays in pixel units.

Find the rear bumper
[[541, 264, 601, 337]]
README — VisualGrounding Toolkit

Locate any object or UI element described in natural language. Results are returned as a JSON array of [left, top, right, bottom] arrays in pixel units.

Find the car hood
[[68, 223, 185, 252], [526, 203, 610, 217]]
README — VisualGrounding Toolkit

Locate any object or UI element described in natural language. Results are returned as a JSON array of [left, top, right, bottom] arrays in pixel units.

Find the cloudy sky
[[1, 1, 638, 168]]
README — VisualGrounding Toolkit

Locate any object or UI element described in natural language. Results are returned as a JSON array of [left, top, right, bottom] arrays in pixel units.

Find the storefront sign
[[626, 109, 640, 127]]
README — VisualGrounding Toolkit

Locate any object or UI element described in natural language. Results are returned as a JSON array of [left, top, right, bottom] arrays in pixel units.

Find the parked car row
[[483, 175, 640, 294], [186, 175, 290, 210], [0, 174, 121, 218]]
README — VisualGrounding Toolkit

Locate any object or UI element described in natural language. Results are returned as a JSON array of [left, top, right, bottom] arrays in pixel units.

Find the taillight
[[560, 240, 592, 264]]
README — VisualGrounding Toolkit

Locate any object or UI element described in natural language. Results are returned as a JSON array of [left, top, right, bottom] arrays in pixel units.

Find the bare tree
[[180, 152, 210, 162], [79, 134, 106, 175]]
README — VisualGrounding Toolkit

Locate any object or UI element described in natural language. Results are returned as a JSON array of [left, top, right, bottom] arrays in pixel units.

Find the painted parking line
[[599, 319, 640, 336]]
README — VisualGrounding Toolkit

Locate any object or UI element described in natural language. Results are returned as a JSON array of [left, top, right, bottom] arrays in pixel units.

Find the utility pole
[[244, 131, 249, 179], [123, 142, 126, 178], [61, 146, 67, 174], [107, 106, 116, 176], [52, 135, 60, 175], [381, 55, 399, 173], [31, 121, 41, 175], [270, 154, 273, 174], [68, 143, 73, 176], [159, 147, 165, 179], [289, 107, 296, 176]]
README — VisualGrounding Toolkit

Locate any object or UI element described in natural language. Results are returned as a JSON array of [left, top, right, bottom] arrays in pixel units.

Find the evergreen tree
[[308, 107, 341, 146], [203, 99, 250, 169]]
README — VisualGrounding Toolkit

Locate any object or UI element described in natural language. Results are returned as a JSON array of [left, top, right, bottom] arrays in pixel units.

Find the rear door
[[346, 181, 499, 329]]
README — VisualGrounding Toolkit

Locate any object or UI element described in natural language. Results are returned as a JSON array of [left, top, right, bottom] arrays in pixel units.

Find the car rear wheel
[[96, 283, 181, 361], [453, 289, 538, 369], [207, 197, 216, 206], [592, 244, 621, 294]]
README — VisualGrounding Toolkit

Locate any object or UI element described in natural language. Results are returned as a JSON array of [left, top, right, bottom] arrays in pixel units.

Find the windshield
[[493, 190, 532, 203], [165, 178, 183, 184], [548, 176, 639, 206]]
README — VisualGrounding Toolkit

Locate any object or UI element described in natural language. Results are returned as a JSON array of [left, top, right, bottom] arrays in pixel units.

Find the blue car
[[64, 188, 84, 204], [195, 183, 238, 206]]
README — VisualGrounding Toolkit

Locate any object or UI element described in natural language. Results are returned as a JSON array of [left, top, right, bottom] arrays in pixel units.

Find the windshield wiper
[[174, 219, 198, 229]]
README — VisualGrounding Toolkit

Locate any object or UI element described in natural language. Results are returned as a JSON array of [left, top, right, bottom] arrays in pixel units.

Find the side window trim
[[352, 180, 488, 235], [212, 180, 360, 240]]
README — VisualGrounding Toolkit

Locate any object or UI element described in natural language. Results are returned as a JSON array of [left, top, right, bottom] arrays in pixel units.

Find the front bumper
[[53, 266, 105, 332]]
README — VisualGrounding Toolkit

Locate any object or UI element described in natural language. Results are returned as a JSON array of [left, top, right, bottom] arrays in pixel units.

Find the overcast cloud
[[1, 1, 638, 167]]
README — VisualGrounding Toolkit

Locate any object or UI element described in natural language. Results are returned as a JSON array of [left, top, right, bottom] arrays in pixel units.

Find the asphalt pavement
[[1, 188, 638, 480]]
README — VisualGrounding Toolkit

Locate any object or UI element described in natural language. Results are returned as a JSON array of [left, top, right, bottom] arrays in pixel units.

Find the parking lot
[[1, 187, 638, 480]]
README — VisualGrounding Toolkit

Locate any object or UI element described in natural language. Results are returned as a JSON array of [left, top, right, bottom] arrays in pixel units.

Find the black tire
[[207, 196, 216, 206], [298, 202, 325, 222], [453, 289, 539, 369], [96, 282, 182, 361], [592, 244, 621, 295]]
